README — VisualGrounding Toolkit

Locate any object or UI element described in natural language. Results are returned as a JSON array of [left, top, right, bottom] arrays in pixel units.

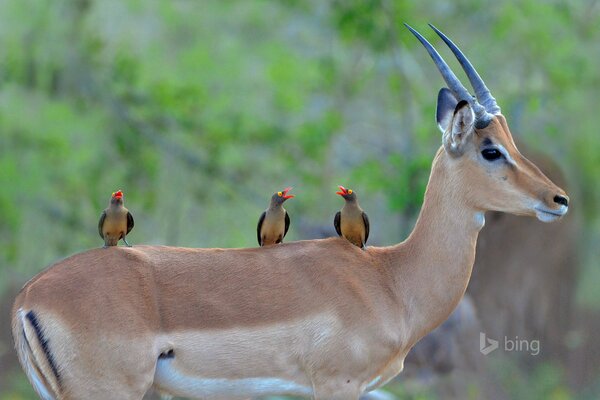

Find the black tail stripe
[[25, 311, 61, 386]]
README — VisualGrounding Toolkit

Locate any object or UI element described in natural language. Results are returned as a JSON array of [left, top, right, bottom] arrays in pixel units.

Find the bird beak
[[336, 185, 347, 196], [282, 187, 294, 199]]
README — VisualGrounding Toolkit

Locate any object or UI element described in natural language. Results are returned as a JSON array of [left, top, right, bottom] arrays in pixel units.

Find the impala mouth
[[534, 205, 568, 223]]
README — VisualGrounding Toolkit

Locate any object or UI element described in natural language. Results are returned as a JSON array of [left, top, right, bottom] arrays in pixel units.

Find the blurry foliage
[[493, 358, 574, 400], [0, 0, 599, 399]]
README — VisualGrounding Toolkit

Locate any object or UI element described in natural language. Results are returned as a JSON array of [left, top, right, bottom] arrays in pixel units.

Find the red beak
[[282, 187, 294, 199], [336, 185, 348, 196], [113, 190, 123, 199]]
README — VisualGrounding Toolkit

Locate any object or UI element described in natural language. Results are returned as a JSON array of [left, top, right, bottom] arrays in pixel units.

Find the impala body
[[12, 25, 569, 400]]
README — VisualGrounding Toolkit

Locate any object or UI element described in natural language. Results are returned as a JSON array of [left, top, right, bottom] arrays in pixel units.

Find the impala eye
[[481, 148, 503, 161]]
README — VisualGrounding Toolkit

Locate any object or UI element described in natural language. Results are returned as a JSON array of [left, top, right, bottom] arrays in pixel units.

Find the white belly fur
[[151, 314, 338, 398], [154, 357, 312, 399], [151, 312, 406, 399]]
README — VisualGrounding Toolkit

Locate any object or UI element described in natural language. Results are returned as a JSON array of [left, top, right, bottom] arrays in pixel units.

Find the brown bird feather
[[257, 187, 293, 246], [98, 190, 134, 247], [334, 186, 369, 248]]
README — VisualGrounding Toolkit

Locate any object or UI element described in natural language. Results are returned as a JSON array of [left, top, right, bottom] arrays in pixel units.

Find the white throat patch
[[474, 212, 486, 229]]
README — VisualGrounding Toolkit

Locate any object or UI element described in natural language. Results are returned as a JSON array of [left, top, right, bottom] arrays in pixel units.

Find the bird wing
[[126, 211, 135, 235], [98, 210, 107, 239], [334, 211, 342, 236], [362, 212, 370, 244], [284, 211, 290, 238], [256, 211, 266, 246]]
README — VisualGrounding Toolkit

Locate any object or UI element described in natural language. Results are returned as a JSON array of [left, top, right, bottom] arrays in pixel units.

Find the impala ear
[[436, 88, 458, 133], [443, 100, 475, 156]]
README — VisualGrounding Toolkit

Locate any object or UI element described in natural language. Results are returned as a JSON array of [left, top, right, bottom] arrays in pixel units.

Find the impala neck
[[393, 147, 484, 345]]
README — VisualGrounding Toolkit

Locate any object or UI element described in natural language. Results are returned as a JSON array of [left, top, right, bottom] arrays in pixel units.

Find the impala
[[12, 24, 569, 400]]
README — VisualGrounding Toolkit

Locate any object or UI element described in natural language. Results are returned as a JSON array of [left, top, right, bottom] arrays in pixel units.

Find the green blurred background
[[1, 0, 599, 399]]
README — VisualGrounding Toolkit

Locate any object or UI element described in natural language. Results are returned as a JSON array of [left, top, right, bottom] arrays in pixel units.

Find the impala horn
[[428, 24, 501, 115], [405, 23, 497, 128]]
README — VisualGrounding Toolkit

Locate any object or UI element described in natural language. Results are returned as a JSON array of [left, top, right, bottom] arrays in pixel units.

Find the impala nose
[[553, 194, 569, 207]]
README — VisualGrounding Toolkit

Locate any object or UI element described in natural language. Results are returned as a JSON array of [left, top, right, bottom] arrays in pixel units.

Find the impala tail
[[12, 308, 60, 400]]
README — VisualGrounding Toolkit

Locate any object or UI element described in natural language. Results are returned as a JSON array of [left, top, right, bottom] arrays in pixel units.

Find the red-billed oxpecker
[[98, 190, 134, 248], [334, 185, 370, 249], [257, 187, 294, 246]]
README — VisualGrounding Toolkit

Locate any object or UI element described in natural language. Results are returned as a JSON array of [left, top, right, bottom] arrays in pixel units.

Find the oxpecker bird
[[98, 190, 134, 248], [257, 187, 294, 246], [334, 185, 369, 248]]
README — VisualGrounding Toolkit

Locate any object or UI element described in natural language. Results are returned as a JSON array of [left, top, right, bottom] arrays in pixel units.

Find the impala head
[[110, 190, 124, 206], [271, 187, 294, 205], [407, 24, 569, 222]]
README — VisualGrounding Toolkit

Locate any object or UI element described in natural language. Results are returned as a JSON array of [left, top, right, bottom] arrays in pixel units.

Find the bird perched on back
[[257, 187, 294, 246], [334, 185, 369, 249], [98, 190, 134, 248]]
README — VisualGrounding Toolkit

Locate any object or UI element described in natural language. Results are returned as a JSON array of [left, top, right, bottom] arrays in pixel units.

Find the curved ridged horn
[[404, 25, 473, 104], [405, 23, 493, 127], [429, 24, 501, 115]]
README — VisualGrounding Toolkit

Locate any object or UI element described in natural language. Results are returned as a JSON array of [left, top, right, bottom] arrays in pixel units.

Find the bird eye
[[348, 189, 353, 194], [481, 148, 503, 161], [277, 191, 282, 196]]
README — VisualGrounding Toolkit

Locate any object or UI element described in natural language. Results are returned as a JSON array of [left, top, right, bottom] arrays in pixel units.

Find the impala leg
[[60, 337, 157, 400], [64, 368, 155, 399], [65, 363, 156, 400]]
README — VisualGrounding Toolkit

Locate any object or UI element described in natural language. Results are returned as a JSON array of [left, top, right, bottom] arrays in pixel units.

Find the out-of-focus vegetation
[[0, 1, 599, 399]]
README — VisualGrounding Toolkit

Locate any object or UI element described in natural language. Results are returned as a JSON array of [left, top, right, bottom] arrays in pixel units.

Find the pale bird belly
[[103, 216, 126, 238], [341, 222, 364, 247], [262, 220, 285, 245]]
